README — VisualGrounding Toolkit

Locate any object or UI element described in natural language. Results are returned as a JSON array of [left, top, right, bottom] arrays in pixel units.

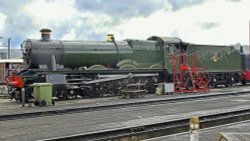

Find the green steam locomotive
[[5, 29, 241, 101]]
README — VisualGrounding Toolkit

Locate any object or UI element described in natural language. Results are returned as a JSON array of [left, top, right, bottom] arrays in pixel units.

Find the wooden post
[[190, 116, 199, 141]]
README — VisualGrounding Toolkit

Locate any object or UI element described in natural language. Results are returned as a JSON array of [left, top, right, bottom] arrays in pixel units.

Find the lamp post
[[7, 37, 11, 59]]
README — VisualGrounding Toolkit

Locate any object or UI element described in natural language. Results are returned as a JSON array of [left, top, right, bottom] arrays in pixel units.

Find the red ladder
[[171, 52, 210, 93]]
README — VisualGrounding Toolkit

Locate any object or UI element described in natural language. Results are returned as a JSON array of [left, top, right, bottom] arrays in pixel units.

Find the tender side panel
[[187, 44, 241, 72]]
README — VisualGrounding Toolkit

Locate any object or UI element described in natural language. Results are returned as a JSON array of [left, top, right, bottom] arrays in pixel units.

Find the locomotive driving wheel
[[84, 83, 108, 98], [145, 80, 156, 94]]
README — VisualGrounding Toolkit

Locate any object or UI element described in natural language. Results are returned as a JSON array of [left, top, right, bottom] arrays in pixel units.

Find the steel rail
[[41, 108, 250, 141], [0, 90, 250, 121]]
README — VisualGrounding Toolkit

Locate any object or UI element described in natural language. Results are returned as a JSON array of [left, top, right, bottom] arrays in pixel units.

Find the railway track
[[1, 87, 250, 141], [1, 89, 250, 121], [41, 108, 250, 141]]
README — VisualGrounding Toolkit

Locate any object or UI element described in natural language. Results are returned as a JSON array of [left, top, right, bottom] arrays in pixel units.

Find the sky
[[0, 0, 249, 49]]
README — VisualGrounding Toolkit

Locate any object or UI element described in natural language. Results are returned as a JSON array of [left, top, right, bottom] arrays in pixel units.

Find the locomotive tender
[[5, 29, 241, 101]]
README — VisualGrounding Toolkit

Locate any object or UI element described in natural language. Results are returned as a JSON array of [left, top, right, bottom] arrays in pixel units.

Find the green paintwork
[[186, 44, 241, 72], [62, 39, 162, 70], [62, 41, 121, 68], [20, 36, 241, 87]]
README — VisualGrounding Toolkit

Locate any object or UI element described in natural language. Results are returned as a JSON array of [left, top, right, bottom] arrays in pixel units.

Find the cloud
[[167, 0, 206, 11], [0, 0, 81, 47], [0, 0, 249, 49], [74, 0, 168, 17], [227, 0, 241, 2], [22, 0, 159, 41], [23, 0, 76, 28], [198, 22, 220, 30], [67, 0, 172, 40], [0, 12, 6, 32], [21, 0, 77, 39], [111, 0, 250, 45], [0, 0, 36, 46]]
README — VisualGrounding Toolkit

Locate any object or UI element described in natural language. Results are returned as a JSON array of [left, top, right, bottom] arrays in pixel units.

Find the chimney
[[40, 28, 52, 41]]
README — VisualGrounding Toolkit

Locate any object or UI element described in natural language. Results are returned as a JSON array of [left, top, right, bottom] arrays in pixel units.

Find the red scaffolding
[[171, 52, 210, 93]]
